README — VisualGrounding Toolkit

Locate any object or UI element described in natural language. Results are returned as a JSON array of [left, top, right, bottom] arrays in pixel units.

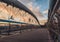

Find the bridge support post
[[7, 23, 11, 35], [20, 29, 22, 33], [58, 35, 60, 42], [20, 24, 22, 33]]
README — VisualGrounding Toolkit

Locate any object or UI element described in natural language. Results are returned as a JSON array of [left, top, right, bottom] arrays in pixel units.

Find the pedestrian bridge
[[0, 0, 59, 42]]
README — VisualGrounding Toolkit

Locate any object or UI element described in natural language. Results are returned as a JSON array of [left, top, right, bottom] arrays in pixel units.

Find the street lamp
[[8, 16, 13, 35]]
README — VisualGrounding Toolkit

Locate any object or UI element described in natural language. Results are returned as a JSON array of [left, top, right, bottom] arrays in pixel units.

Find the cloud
[[27, 2, 43, 18], [43, 9, 48, 14], [18, 0, 32, 4], [27, 2, 33, 11], [18, 0, 44, 20], [18, 0, 48, 24]]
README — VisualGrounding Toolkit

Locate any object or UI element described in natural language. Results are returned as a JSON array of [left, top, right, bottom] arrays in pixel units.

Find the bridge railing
[[48, 26, 60, 42], [0, 19, 40, 35]]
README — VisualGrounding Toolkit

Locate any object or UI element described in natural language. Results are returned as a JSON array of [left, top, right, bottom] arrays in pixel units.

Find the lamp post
[[8, 16, 13, 35]]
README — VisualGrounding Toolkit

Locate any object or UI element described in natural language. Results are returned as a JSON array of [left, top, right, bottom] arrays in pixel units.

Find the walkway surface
[[0, 29, 54, 42]]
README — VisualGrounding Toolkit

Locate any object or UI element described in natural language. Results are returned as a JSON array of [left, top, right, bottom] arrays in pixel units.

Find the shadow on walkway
[[0, 29, 54, 42]]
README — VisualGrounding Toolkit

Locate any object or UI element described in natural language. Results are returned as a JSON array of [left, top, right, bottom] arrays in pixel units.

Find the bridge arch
[[0, 0, 40, 25]]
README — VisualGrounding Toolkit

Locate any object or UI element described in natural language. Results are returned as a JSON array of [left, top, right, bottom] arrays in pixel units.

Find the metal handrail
[[0, 19, 40, 35], [49, 28, 60, 42], [50, 28, 59, 36], [0, 19, 27, 24]]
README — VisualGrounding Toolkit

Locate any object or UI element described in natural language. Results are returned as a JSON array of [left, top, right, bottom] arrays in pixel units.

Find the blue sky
[[34, 0, 49, 18], [18, 0, 49, 20], [33, 0, 49, 11]]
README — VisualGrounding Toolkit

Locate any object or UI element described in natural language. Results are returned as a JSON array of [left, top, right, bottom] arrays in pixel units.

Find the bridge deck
[[0, 29, 54, 42]]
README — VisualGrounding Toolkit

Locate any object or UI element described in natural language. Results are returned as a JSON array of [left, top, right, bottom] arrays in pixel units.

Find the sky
[[18, 0, 49, 20]]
